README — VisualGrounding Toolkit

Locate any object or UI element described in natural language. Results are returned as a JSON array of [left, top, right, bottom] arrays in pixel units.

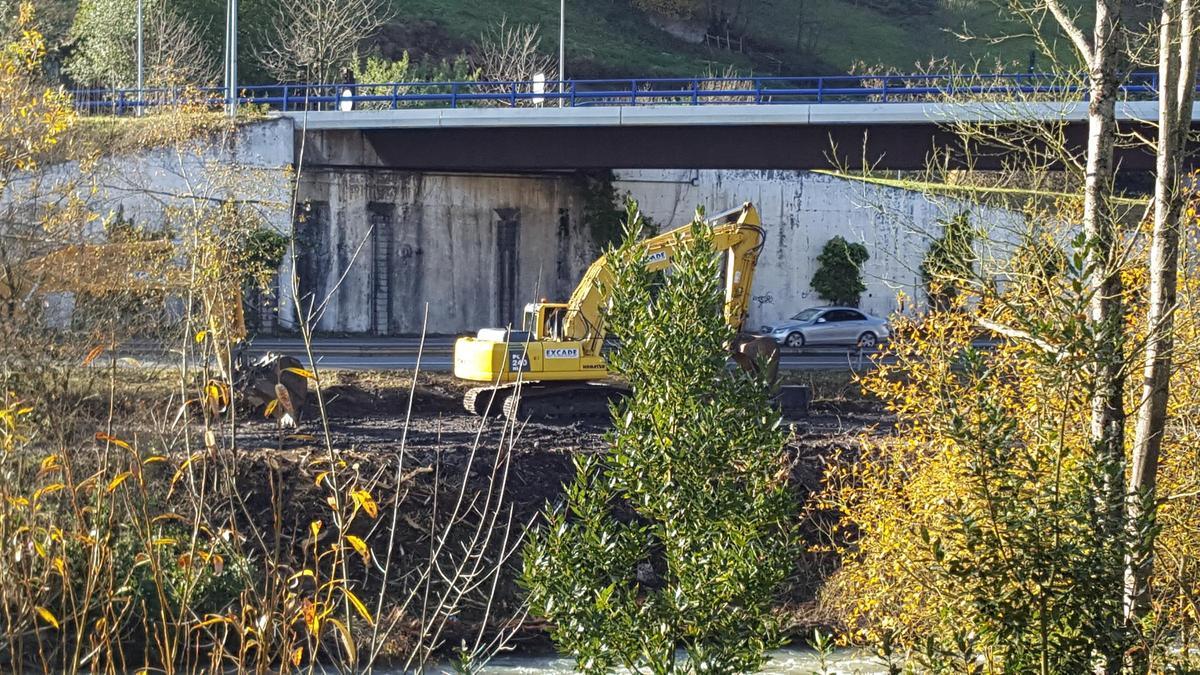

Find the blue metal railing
[[68, 72, 1171, 116]]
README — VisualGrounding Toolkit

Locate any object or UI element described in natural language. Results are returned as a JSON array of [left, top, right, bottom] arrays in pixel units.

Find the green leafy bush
[[810, 236, 869, 307], [351, 51, 479, 109], [521, 204, 795, 675]]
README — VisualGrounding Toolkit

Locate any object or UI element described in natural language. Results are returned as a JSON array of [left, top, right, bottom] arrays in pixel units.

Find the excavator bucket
[[730, 335, 809, 418], [731, 335, 781, 391], [235, 353, 309, 427]]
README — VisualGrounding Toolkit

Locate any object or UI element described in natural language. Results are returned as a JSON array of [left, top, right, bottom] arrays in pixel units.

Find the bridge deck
[[281, 101, 1195, 131]]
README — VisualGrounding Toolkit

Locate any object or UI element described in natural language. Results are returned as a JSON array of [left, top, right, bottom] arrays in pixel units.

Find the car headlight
[[761, 326, 773, 333]]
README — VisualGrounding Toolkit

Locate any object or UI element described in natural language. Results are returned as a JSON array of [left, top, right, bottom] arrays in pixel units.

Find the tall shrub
[[810, 236, 869, 307], [521, 204, 795, 675], [820, 235, 1135, 672]]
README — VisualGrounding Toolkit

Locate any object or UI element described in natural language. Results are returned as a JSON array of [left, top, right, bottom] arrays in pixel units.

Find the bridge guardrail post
[[510, 81, 517, 107], [692, 78, 699, 105], [755, 78, 763, 103], [391, 83, 398, 109], [282, 85, 290, 111], [570, 80, 577, 107], [881, 77, 889, 102], [451, 82, 459, 109], [631, 79, 638, 105], [817, 77, 824, 103]]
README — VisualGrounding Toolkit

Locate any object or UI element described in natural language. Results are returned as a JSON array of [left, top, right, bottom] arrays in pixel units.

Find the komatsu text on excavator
[[454, 202, 799, 420]]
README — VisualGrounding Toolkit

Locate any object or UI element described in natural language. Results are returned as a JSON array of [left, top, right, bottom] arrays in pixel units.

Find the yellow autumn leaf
[[82, 344, 105, 366], [345, 535, 370, 563], [328, 617, 357, 662], [194, 330, 207, 343], [34, 606, 59, 630], [264, 399, 279, 418], [33, 483, 65, 502], [94, 432, 131, 450], [107, 471, 132, 493], [191, 614, 230, 630], [340, 587, 374, 625], [291, 647, 303, 666], [302, 598, 320, 633], [351, 489, 379, 519], [171, 452, 205, 486], [309, 520, 322, 539]]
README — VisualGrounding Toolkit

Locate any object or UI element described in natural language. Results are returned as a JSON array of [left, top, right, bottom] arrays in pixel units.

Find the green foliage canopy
[[810, 236, 869, 307], [521, 203, 795, 675]]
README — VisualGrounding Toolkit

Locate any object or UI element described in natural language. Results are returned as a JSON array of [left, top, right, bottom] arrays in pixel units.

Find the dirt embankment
[[170, 370, 889, 654]]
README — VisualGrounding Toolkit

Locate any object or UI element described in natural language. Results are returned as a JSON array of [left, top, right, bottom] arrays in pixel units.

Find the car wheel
[[785, 332, 805, 348], [857, 332, 878, 349]]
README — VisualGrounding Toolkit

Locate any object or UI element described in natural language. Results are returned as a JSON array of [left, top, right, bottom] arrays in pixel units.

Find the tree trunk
[[1083, 0, 1124, 483], [1127, 1, 1199, 669], [1045, 0, 1129, 668]]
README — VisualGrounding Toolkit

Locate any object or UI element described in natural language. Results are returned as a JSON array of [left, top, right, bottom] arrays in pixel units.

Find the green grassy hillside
[[36, 0, 1096, 86], [387, 0, 1085, 77]]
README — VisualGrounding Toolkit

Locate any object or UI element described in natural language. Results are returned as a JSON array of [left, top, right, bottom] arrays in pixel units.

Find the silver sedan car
[[760, 306, 891, 349]]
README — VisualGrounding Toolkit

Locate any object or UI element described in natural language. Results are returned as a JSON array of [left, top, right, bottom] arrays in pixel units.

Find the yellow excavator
[[454, 202, 792, 420], [0, 240, 307, 424]]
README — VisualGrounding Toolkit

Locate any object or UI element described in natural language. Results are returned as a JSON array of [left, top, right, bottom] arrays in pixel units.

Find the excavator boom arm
[[561, 203, 764, 352]]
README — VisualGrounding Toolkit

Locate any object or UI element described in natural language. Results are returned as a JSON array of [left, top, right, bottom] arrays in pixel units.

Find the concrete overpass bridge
[[288, 100, 1198, 172], [74, 73, 1200, 172]]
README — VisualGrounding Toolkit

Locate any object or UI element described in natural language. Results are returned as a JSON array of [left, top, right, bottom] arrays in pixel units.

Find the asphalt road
[[244, 337, 887, 372]]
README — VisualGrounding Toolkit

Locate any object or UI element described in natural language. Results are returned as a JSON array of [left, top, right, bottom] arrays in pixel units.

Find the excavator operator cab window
[[523, 303, 566, 341], [544, 306, 565, 341]]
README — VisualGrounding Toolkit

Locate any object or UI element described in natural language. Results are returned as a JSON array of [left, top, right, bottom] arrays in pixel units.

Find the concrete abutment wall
[[51, 120, 1022, 336], [281, 170, 596, 334], [285, 163, 1022, 335]]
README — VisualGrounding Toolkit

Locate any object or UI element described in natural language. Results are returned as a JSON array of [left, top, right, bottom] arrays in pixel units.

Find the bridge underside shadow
[[306, 121, 1193, 173]]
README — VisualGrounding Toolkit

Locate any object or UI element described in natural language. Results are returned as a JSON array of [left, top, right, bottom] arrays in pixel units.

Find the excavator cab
[[523, 302, 569, 341]]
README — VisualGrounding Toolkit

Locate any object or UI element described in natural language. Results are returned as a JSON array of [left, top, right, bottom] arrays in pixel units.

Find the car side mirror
[[816, 317, 826, 323]]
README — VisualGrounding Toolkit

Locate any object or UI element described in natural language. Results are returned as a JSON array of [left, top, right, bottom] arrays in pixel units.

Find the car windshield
[[790, 308, 822, 321]]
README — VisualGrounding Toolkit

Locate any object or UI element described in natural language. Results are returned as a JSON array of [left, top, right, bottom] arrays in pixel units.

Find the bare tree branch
[[258, 0, 392, 85], [471, 18, 556, 106], [1043, 0, 1098, 64]]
